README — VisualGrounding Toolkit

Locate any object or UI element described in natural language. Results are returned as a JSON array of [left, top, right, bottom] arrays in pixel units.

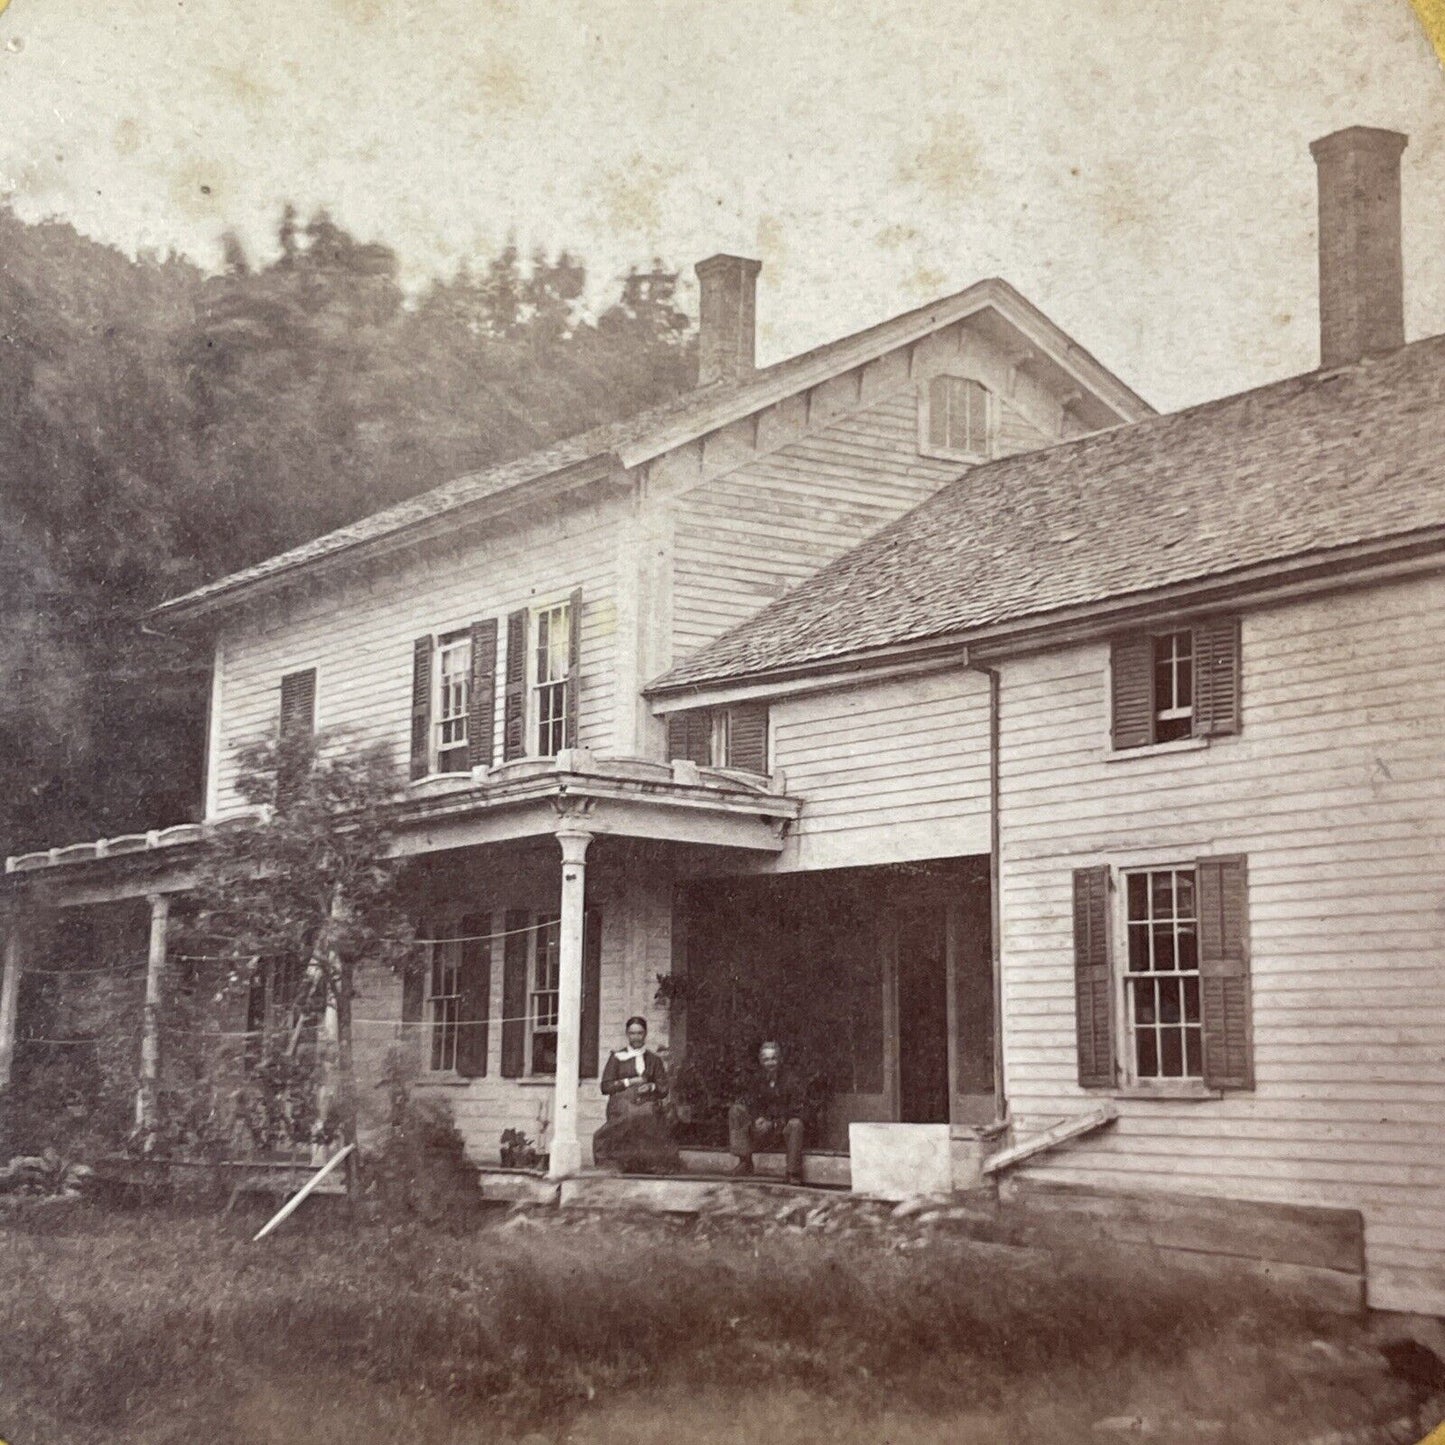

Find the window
[[1073, 857, 1253, 1093], [665, 702, 769, 774], [533, 603, 571, 758], [1124, 868, 1201, 1080], [434, 632, 471, 773], [921, 375, 992, 461], [426, 934, 464, 1073], [1110, 616, 1240, 750], [529, 914, 561, 1074]]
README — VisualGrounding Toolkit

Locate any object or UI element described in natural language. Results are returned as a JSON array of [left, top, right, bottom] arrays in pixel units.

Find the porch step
[[678, 1147, 852, 1189], [559, 1171, 830, 1219], [477, 1169, 561, 1206]]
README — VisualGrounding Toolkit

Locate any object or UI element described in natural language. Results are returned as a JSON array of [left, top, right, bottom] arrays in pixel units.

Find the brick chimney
[[695, 254, 762, 386], [1310, 126, 1407, 368]]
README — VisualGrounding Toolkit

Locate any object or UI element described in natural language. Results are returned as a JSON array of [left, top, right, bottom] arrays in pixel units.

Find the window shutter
[[409, 637, 433, 780], [1197, 855, 1252, 1089], [467, 619, 499, 769], [726, 703, 769, 774], [1192, 616, 1241, 738], [564, 586, 583, 750], [1072, 866, 1114, 1087], [500, 908, 529, 1077], [402, 922, 427, 1031], [1110, 636, 1153, 750], [277, 668, 316, 804], [666, 710, 712, 766], [580, 908, 602, 1078], [502, 610, 528, 761], [455, 911, 491, 1078]]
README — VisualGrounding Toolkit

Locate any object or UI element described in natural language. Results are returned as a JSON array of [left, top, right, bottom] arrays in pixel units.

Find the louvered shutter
[[409, 637, 433, 780], [564, 586, 583, 750], [580, 908, 602, 1078], [455, 911, 491, 1078], [726, 703, 769, 774], [1197, 855, 1252, 1089], [1192, 616, 1241, 738], [467, 619, 498, 769], [277, 668, 316, 804], [1110, 636, 1154, 750], [500, 908, 529, 1077], [502, 610, 528, 761], [666, 710, 712, 766], [1072, 866, 1114, 1087]]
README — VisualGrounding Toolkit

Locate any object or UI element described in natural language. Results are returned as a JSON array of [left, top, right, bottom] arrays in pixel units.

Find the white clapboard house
[[2, 127, 1441, 1314]]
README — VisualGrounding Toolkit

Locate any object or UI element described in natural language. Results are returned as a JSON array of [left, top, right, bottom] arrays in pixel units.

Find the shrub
[[365, 1065, 479, 1227]]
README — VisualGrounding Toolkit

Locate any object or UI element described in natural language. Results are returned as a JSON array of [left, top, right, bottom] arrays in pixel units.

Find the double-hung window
[[1110, 616, 1241, 750], [426, 933, 464, 1074], [1073, 856, 1253, 1093], [533, 604, 571, 758], [434, 632, 471, 774], [529, 914, 561, 1075]]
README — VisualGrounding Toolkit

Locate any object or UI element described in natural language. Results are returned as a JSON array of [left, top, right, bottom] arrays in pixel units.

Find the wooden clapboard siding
[[349, 859, 675, 1166], [770, 670, 992, 870], [994, 570, 1445, 1315], [670, 388, 1053, 657], [211, 497, 625, 816]]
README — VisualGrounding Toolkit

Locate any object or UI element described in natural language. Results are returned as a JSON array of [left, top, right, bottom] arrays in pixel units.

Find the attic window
[[921, 375, 992, 462]]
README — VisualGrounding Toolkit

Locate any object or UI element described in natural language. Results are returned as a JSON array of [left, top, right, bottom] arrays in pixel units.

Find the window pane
[[1158, 976, 1182, 1024], [1152, 923, 1176, 972], [1184, 1027, 1202, 1077], [1135, 1028, 1158, 1078], [1131, 976, 1157, 1025], [1160, 1028, 1184, 1078], [1177, 924, 1198, 972], [1175, 872, 1196, 917], [1151, 870, 1176, 918], [1183, 975, 1201, 1023], [1127, 922, 1150, 974], [1127, 872, 1148, 921]]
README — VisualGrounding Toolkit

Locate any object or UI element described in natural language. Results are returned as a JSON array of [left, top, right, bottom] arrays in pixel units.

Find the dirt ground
[[0, 1199, 1432, 1445]]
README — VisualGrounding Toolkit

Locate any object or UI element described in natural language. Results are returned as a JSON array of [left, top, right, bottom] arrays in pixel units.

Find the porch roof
[[3, 752, 799, 905]]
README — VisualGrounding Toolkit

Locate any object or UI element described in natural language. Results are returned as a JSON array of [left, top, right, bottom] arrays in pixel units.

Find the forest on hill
[[0, 207, 696, 854]]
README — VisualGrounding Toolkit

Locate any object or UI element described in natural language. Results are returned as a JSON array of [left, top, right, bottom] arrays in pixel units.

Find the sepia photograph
[[2, 2, 1445, 1441]]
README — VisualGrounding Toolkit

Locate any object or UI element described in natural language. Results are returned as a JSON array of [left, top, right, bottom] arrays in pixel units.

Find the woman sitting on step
[[592, 1016, 681, 1175]]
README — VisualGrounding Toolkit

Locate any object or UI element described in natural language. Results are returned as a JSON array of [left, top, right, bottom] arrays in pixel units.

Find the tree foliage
[[0, 209, 695, 854]]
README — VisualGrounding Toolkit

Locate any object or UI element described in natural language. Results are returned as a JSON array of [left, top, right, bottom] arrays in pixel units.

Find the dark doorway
[[896, 902, 950, 1123]]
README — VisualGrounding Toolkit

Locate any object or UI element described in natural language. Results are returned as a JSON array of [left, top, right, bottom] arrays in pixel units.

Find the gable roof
[[648, 333, 1445, 696], [153, 277, 1152, 625]]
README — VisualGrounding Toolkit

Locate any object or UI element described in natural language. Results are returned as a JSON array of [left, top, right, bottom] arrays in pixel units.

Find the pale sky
[[1, 0, 1443, 412]]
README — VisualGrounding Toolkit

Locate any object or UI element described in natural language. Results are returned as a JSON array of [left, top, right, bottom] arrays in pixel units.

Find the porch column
[[136, 894, 170, 1132], [549, 827, 593, 1179], [0, 912, 24, 1091]]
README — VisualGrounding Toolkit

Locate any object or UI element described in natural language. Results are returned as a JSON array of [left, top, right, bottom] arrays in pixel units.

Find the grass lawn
[[0, 1199, 1414, 1444]]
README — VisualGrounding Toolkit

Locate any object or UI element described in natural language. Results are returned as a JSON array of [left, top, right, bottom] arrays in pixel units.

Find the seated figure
[[728, 1039, 805, 1185], [592, 1016, 680, 1175]]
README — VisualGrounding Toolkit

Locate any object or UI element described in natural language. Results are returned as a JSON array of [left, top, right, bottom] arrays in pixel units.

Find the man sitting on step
[[729, 1040, 805, 1185]]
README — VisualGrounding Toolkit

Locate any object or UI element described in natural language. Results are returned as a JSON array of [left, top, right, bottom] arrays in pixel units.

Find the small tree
[[181, 729, 415, 1187]]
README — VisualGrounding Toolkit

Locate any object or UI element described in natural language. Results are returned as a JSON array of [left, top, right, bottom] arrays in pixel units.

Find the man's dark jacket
[[740, 1065, 804, 1124]]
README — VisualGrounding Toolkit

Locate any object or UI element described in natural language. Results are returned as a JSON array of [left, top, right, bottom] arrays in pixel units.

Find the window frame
[[1117, 864, 1204, 1086], [432, 630, 472, 775], [527, 913, 562, 1076], [529, 600, 573, 760], [918, 374, 994, 463]]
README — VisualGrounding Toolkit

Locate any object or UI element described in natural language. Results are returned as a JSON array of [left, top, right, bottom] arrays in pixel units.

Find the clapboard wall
[[995, 570, 1445, 1315], [208, 493, 628, 817], [769, 669, 992, 871], [669, 384, 1053, 659]]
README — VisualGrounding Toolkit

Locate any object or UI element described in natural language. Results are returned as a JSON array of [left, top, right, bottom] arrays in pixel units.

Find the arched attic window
[[920, 375, 993, 462]]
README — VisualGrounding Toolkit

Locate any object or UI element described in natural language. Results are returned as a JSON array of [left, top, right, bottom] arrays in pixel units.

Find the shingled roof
[[649, 334, 1445, 694], [152, 277, 1151, 624]]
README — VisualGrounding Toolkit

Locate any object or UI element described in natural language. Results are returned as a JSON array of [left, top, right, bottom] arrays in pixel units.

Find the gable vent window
[[921, 375, 992, 462], [1111, 617, 1240, 750]]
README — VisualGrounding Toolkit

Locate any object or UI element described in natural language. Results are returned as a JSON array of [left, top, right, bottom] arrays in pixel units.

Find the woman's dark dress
[[592, 1049, 681, 1174]]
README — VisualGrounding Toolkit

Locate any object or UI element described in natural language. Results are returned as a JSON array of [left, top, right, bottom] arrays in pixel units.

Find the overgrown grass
[[0, 1202, 1405, 1444]]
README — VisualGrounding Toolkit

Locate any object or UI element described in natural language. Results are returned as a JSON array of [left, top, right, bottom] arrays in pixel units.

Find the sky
[[0, 0, 1443, 412]]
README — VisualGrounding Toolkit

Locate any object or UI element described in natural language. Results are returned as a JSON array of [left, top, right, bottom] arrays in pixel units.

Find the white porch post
[[0, 912, 24, 1092], [549, 827, 593, 1178], [136, 893, 170, 1132]]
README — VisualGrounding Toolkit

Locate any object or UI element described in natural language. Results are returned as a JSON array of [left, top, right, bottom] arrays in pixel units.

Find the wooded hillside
[[0, 208, 695, 853]]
